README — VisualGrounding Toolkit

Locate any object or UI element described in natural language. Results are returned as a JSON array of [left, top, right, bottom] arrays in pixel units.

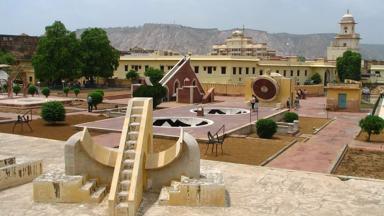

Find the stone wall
[[201, 83, 244, 96], [295, 84, 325, 96], [0, 156, 42, 190]]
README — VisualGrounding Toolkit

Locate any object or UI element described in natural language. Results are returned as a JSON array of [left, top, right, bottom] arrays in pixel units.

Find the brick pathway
[[267, 97, 367, 173]]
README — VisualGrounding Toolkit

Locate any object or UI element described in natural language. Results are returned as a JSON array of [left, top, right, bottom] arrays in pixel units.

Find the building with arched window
[[327, 10, 361, 61]]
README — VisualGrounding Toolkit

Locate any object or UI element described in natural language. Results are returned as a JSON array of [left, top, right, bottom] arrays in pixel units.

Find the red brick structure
[[159, 57, 208, 104], [0, 34, 39, 60]]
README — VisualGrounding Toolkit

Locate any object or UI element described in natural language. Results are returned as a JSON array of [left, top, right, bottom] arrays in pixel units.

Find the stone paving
[[268, 97, 367, 173], [1, 133, 384, 215], [77, 97, 280, 140]]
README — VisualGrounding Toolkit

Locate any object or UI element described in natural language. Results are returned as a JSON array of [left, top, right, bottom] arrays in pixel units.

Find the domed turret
[[340, 10, 356, 24]]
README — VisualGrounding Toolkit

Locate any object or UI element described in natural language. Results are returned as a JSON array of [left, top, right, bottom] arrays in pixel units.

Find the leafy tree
[[88, 91, 103, 109], [41, 101, 66, 123], [95, 89, 104, 96], [0, 50, 16, 65], [73, 88, 80, 97], [13, 84, 21, 95], [133, 84, 166, 108], [32, 21, 82, 84], [311, 73, 322, 84], [63, 87, 70, 96], [126, 70, 139, 82], [359, 115, 384, 142], [28, 85, 38, 96], [144, 67, 164, 84], [336, 50, 362, 82], [256, 119, 277, 139], [283, 112, 299, 123], [80, 28, 119, 82], [41, 87, 50, 98]]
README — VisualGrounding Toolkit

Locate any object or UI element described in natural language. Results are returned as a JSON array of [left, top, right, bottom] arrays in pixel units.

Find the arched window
[[183, 78, 190, 86], [192, 79, 197, 86], [344, 27, 348, 33], [173, 79, 180, 94]]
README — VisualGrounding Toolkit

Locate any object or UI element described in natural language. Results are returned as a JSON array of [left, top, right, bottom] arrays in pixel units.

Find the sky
[[1, 0, 383, 44]]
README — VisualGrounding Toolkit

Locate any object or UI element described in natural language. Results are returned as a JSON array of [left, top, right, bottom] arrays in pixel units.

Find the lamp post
[[61, 80, 65, 90]]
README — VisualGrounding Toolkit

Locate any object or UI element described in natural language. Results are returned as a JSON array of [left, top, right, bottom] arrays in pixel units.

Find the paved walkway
[[268, 97, 367, 173], [1, 133, 384, 216]]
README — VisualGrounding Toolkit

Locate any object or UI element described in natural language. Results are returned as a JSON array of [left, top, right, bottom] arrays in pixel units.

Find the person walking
[[250, 95, 257, 112], [87, 95, 93, 112]]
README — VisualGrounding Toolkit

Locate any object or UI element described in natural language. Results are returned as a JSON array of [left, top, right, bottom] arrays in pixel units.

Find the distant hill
[[77, 23, 384, 60]]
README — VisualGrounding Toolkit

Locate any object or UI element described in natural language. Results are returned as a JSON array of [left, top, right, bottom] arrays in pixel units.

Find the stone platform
[[76, 98, 283, 140], [1, 133, 384, 215]]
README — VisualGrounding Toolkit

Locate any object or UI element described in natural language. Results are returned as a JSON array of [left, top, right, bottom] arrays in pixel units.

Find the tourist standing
[[87, 95, 93, 112], [250, 95, 256, 112]]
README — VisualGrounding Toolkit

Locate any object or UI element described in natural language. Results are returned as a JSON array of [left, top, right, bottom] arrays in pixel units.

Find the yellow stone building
[[211, 30, 276, 59], [115, 55, 336, 95]]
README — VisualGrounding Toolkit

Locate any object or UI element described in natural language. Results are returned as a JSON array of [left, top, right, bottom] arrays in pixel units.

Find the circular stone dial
[[252, 77, 279, 101]]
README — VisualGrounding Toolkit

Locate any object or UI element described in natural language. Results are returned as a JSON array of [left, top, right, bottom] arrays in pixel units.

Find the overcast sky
[[1, 0, 383, 44]]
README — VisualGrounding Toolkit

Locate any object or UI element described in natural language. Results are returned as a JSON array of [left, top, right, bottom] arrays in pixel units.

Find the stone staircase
[[33, 171, 107, 203], [0, 154, 42, 190], [109, 98, 152, 216]]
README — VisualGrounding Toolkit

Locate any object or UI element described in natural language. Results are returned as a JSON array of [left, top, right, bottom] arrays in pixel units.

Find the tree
[[0, 50, 16, 65], [133, 84, 167, 108], [13, 84, 21, 96], [144, 67, 164, 84], [41, 87, 50, 98], [283, 112, 299, 123], [41, 101, 66, 123], [88, 91, 103, 109], [256, 119, 277, 139], [28, 85, 38, 96], [359, 115, 384, 142], [80, 28, 119, 82], [73, 88, 80, 97], [126, 70, 139, 82], [63, 87, 70, 96], [32, 21, 82, 84], [336, 50, 362, 82], [311, 73, 322, 84]]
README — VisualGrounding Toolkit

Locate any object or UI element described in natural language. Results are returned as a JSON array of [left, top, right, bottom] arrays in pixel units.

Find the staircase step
[[132, 106, 143, 110], [0, 155, 16, 168], [81, 179, 96, 193], [130, 122, 140, 126], [131, 114, 142, 118], [124, 149, 136, 159], [120, 180, 131, 190], [118, 191, 129, 197], [90, 186, 107, 202], [116, 202, 129, 215], [123, 160, 135, 169]]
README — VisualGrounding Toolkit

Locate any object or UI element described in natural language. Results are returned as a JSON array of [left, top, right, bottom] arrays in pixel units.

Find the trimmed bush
[[41, 101, 66, 123], [283, 112, 299, 123], [88, 91, 103, 109], [28, 85, 38, 96], [359, 115, 384, 142], [13, 84, 21, 96], [73, 88, 80, 97], [133, 84, 166, 108], [95, 89, 104, 96], [256, 119, 277, 139], [126, 70, 139, 81], [41, 87, 50, 98], [63, 87, 70, 96], [311, 73, 322, 84]]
